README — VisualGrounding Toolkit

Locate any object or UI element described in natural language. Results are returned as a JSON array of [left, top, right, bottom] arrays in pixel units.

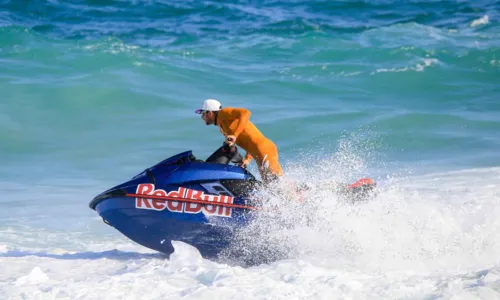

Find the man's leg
[[256, 143, 283, 184]]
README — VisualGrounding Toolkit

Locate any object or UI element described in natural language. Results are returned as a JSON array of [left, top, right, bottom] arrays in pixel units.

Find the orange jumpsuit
[[216, 107, 283, 183]]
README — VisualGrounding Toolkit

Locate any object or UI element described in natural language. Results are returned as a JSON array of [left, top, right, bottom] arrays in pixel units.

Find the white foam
[[14, 267, 49, 286], [373, 58, 439, 74], [2, 247, 499, 299], [470, 15, 489, 28]]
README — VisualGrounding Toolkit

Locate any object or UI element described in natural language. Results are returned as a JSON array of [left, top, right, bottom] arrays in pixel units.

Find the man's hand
[[225, 135, 236, 146], [239, 159, 251, 168]]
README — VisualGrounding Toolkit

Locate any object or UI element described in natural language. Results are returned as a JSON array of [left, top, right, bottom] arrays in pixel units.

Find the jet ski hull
[[93, 196, 252, 258]]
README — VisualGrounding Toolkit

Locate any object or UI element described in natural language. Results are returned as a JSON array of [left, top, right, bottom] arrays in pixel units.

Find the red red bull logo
[[134, 184, 234, 218]]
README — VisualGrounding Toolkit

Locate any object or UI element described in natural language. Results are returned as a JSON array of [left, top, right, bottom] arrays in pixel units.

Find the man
[[195, 98, 283, 184]]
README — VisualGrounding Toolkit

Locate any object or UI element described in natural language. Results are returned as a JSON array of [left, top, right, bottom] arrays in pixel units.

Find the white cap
[[195, 98, 222, 114]]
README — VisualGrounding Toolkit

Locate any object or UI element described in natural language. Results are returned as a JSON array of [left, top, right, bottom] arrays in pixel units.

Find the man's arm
[[229, 108, 251, 139], [244, 152, 252, 162]]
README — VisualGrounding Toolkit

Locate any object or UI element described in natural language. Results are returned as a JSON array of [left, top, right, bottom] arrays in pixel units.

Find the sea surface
[[1, 0, 500, 299]]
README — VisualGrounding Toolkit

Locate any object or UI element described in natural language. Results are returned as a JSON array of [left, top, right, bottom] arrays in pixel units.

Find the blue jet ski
[[89, 144, 375, 260]]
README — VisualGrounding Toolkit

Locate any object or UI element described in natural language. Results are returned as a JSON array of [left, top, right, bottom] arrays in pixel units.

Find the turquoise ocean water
[[1, 1, 500, 299]]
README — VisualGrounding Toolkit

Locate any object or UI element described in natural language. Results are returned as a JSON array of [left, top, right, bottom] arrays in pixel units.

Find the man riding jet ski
[[89, 141, 375, 260], [196, 98, 375, 199]]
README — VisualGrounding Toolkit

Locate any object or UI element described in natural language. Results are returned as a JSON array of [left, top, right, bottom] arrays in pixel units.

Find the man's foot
[[343, 178, 376, 201]]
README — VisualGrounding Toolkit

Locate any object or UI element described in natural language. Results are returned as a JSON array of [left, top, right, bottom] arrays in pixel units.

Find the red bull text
[[134, 184, 234, 217]]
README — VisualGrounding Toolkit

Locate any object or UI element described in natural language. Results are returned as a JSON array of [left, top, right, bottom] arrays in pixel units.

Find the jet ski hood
[[89, 150, 256, 210]]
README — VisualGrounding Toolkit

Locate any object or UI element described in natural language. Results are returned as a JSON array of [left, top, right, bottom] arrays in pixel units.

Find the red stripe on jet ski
[[126, 193, 260, 211]]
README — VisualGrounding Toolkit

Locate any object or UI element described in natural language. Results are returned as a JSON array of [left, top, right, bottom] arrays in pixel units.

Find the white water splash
[[1, 166, 500, 299]]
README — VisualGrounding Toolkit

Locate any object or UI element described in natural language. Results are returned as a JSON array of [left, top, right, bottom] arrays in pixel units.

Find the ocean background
[[1, 0, 500, 299]]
